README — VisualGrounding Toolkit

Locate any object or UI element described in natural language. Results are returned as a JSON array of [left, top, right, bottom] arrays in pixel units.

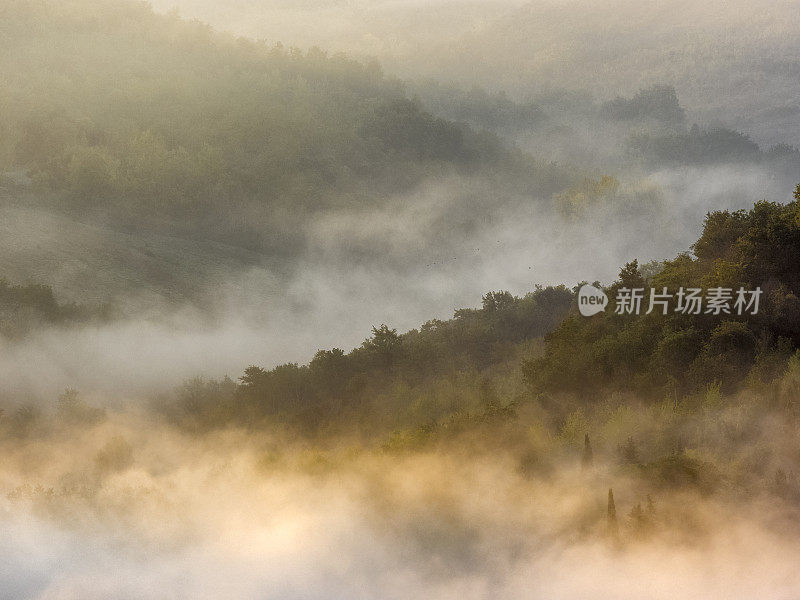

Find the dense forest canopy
[[529, 188, 800, 399]]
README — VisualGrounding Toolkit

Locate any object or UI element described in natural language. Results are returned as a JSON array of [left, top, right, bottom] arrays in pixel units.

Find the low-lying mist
[[0, 159, 793, 400], [2, 394, 800, 599]]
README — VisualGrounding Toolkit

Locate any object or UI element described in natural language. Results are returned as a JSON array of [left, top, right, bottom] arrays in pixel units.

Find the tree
[[309, 348, 348, 397], [362, 324, 401, 370], [239, 366, 267, 388], [629, 502, 647, 535], [618, 437, 638, 464], [482, 290, 515, 313], [617, 260, 646, 290], [795, 183, 800, 227], [582, 433, 593, 469], [607, 488, 619, 538]]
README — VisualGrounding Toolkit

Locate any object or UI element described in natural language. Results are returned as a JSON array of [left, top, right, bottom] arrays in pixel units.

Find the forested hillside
[[413, 81, 800, 176], [158, 285, 573, 432], [145, 190, 800, 444], [0, 0, 567, 255], [6, 194, 800, 539], [529, 187, 800, 399]]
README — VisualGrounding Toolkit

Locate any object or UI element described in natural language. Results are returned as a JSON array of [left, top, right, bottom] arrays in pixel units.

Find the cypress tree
[[607, 487, 619, 538], [582, 433, 593, 468]]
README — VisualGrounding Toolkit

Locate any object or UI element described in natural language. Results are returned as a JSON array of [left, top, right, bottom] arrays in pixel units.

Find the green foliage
[[160, 286, 571, 433], [559, 408, 589, 445], [639, 452, 720, 493], [779, 351, 800, 412], [381, 395, 517, 454], [526, 198, 800, 398], [701, 381, 723, 410], [151, 193, 800, 444], [554, 175, 620, 219]]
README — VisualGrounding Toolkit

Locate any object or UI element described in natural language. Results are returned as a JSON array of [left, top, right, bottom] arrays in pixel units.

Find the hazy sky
[[147, 0, 800, 146]]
